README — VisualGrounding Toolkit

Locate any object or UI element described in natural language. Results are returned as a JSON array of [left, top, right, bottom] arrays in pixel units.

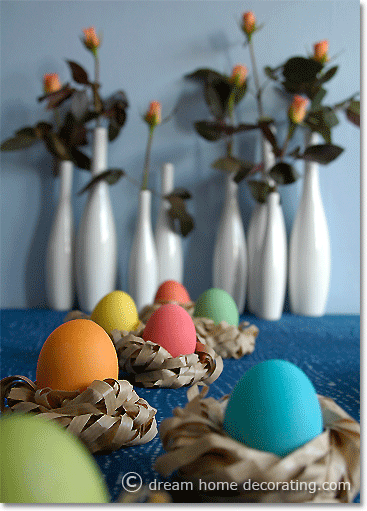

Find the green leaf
[[346, 100, 360, 127], [319, 65, 338, 84], [165, 188, 192, 200], [233, 162, 256, 184], [1, 130, 38, 151], [247, 180, 276, 203], [166, 196, 195, 236], [283, 57, 323, 84], [300, 144, 344, 164], [194, 121, 225, 141], [311, 87, 327, 110], [34, 122, 53, 139], [204, 77, 232, 119], [185, 68, 225, 83], [212, 156, 253, 180], [38, 84, 74, 109], [78, 169, 125, 194], [322, 107, 339, 129], [258, 120, 281, 156], [44, 132, 71, 161], [233, 81, 248, 105], [67, 60, 90, 85], [269, 162, 300, 185], [304, 111, 332, 144], [69, 147, 91, 170], [108, 122, 121, 142], [264, 66, 278, 81]]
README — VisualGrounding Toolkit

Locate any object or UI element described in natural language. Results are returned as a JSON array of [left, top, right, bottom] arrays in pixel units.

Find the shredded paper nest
[[111, 327, 223, 389], [154, 386, 360, 503], [0, 375, 157, 454]]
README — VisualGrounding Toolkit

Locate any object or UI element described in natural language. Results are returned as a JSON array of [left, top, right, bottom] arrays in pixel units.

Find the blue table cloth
[[0, 309, 360, 503]]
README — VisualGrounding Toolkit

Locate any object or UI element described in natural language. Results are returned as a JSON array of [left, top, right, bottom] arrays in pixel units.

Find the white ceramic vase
[[213, 173, 247, 314], [45, 160, 75, 310], [129, 190, 158, 311], [155, 163, 183, 285], [289, 131, 331, 316], [247, 136, 276, 314], [75, 126, 117, 313], [256, 191, 287, 321]]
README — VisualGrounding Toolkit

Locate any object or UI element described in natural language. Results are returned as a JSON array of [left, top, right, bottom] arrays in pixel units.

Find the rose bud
[[230, 64, 248, 87], [313, 40, 329, 64], [82, 27, 100, 53], [242, 11, 256, 37], [288, 95, 309, 124], [43, 73, 62, 95], [144, 101, 161, 128]]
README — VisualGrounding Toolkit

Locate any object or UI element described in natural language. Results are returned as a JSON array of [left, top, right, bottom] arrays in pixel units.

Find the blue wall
[[0, 0, 360, 313]]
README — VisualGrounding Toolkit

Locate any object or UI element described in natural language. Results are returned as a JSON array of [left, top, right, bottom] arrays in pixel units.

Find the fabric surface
[[0, 309, 360, 503]]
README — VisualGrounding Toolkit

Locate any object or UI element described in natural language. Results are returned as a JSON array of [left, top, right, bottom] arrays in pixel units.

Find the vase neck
[[225, 174, 238, 202], [92, 127, 108, 177], [266, 191, 279, 212], [304, 130, 321, 198], [58, 160, 73, 200], [138, 190, 152, 223], [161, 163, 174, 196], [262, 134, 276, 172]]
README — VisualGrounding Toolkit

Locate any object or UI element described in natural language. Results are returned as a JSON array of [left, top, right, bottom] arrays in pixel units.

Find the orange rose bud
[[313, 40, 329, 64], [82, 27, 100, 52], [145, 101, 161, 128], [242, 11, 256, 36], [288, 95, 309, 124], [43, 73, 61, 94], [230, 64, 248, 87]]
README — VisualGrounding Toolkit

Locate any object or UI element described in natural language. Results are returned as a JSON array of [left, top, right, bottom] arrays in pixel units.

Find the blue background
[[0, 0, 360, 313]]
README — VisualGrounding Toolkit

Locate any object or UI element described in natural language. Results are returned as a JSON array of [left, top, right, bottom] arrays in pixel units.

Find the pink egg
[[142, 303, 197, 358]]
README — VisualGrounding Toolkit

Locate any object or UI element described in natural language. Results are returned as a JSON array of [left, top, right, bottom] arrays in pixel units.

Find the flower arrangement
[[0, 26, 128, 174], [186, 11, 360, 202]]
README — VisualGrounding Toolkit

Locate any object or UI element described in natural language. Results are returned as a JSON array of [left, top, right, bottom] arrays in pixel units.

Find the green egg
[[0, 414, 110, 503], [194, 288, 239, 326]]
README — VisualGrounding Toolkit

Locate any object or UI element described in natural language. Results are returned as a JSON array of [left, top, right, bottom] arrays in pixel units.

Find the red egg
[[142, 303, 197, 358], [154, 280, 191, 304]]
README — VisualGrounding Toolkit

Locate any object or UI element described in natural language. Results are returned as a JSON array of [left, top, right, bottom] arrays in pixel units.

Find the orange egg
[[142, 303, 196, 358], [154, 280, 191, 304], [36, 319, 119, 392]]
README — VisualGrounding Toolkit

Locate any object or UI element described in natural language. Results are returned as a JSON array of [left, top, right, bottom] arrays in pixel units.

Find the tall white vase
[[75, 126, 117, 313], [289, 131, 331, 316], [213, 173, 247, 314], [129, 190, 158, 311], [155, 163, 183, 285], [247, 136, 276, 313], [45, 160, 75, 310], [256, 191, 287, 320]]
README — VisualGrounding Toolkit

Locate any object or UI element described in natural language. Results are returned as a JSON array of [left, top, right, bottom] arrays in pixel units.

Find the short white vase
[[75, 126, 117, 313], [129, 190, 158, 312], [256, 191, 287, 321], [213, 173, 247, 314], [289, 131, 331, 316], [45, 159, 75, 310], [155, 163, 183, 285], [247, 135, 276, 314]]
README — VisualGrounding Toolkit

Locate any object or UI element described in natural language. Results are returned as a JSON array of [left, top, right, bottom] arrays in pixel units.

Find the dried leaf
[[67, 60, 90, 85], [78, 169, 125, 194]]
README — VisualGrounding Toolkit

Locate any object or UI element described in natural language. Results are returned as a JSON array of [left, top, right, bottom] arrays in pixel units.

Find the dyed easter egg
[[154, 280, 191, 304], [90, 290, 139, 334], [0, 414, 110, 503], [223, 360, 323, 457], [36, 319, 119, 391], [142, 303, 196, 358], [193, 288, 239, 326]]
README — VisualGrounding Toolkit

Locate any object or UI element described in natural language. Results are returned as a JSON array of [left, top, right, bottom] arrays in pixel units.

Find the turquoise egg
[[223, 359, 323, 457], [193, 288, 239, 326], [0, 414, 110, 503]]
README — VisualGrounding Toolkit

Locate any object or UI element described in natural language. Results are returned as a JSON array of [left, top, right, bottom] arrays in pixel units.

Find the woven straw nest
[[0, 375, 157, 454], [154, 386, 360, 503], [111, 325, 223, 389], [65, 306, 259, 361]]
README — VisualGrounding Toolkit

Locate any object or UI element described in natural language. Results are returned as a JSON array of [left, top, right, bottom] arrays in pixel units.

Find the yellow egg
[[90, 291, 139, 334]]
